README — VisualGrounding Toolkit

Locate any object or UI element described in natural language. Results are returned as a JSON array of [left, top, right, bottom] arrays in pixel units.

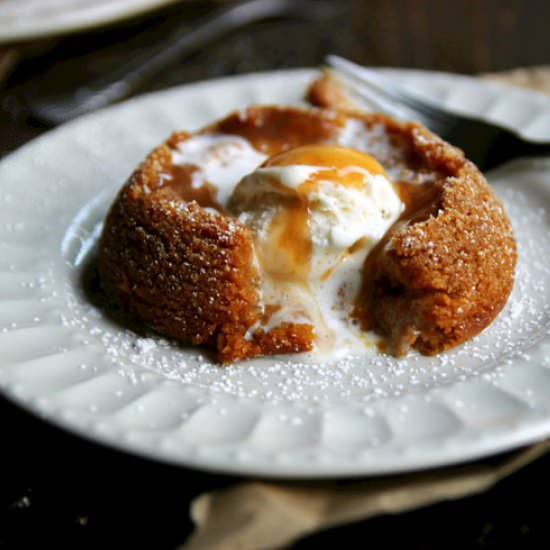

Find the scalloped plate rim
[[0, 68, 550, 478]]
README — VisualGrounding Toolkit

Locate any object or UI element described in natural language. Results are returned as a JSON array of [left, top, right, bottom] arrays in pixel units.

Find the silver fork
[[326, 55, 550, 172]]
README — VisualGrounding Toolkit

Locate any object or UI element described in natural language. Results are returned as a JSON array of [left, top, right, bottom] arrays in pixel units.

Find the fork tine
[[328, 68, 421, 122], [326, 55, 447, 127], [325, 55, 550, 171]]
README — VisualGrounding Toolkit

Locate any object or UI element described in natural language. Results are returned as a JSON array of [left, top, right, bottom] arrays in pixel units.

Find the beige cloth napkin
[[482, 66, 550, 93], [182, 67, 550, 550], [184, 441, 550, 550]]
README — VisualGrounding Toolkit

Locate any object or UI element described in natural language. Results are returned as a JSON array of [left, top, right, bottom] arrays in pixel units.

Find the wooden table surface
[[1, 1, 549, 547]]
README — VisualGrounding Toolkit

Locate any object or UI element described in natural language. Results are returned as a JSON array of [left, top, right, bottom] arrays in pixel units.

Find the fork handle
[[488, 132, 550, 170], [517, 139, 550, 161]]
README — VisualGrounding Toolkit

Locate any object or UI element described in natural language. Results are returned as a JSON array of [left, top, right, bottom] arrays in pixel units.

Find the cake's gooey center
[[228, 144, 404, 355], [167, 132, 444, 355]]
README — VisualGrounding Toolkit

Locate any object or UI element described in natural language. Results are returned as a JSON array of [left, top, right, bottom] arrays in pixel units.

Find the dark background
[[1, 0, 550, 547]]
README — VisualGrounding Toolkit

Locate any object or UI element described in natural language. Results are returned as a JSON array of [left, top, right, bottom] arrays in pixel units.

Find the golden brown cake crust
[[359, 126, 517, 355], [98, 104, 517, 362], [98, 143, 263, 361]]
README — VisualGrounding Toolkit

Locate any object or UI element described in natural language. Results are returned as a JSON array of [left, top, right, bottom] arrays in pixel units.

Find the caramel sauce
[[265, 145, 386, 174], [213, 108, 344, 156], [305, 168, 368, 191], [252, 145, 389, 288], [257, 196, 311, 283], [260, 303, 282, 324], [158, 164, 224, 211], [264, 145, 388, 193]]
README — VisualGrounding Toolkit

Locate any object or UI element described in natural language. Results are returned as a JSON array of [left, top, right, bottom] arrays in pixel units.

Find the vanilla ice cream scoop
[[228, 144, 404, 355]]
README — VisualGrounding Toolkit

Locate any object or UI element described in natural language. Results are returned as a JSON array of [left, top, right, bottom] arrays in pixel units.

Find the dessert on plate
[[98, 88, 517, 363]]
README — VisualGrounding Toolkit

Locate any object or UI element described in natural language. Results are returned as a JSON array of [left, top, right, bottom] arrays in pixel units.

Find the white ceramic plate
[[1, 69, 550, 478], [0, 0, 179, 44]]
